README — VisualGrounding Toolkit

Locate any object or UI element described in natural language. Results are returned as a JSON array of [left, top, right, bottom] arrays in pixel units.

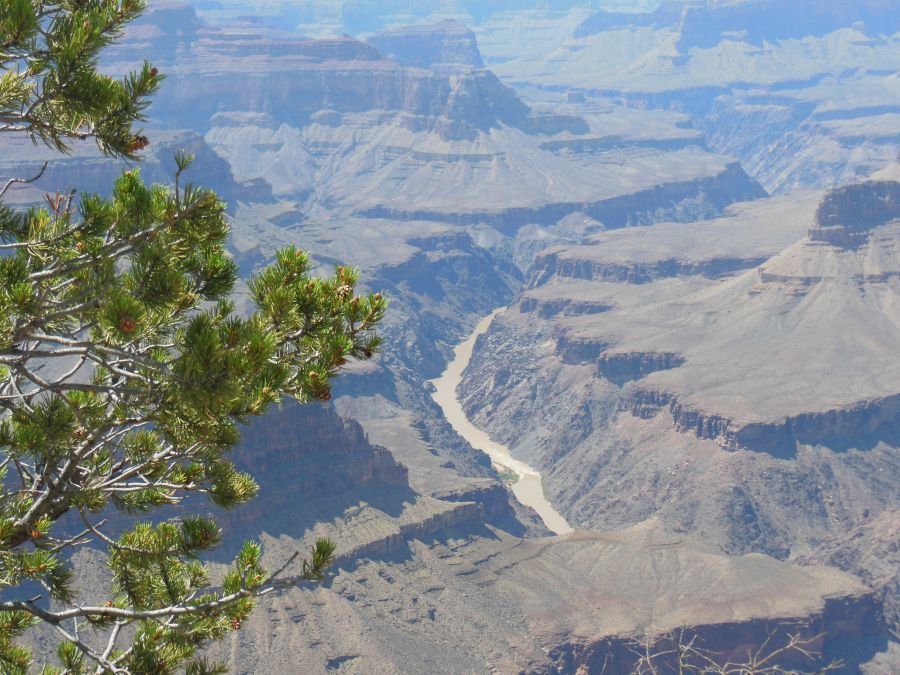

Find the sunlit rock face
[[461, 180, 900, 644], [485, 0, 900, 195], [368, 20, 485, 73]]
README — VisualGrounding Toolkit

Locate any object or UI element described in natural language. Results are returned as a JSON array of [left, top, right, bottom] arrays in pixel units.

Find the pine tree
[[0, 2, 386, 671]]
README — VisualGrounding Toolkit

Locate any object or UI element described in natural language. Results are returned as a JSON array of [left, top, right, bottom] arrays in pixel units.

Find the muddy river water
[[430, 309, 573, 535]]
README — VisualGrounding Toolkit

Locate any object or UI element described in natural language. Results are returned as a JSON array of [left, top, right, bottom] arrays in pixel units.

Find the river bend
[[430, 309, 573, 535]]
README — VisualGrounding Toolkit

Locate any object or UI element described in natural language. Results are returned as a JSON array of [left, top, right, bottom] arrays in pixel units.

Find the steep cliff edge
[[460, 179, 900, 642], [490, 0, 900, 194], [207, 520, 881, 674], [532, 180, 900, 454], [368, 20, 484, 73], [529, 192, 816, 286]]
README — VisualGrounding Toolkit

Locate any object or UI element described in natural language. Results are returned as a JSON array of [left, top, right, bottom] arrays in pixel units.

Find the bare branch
[[0, 161, 48, 200]]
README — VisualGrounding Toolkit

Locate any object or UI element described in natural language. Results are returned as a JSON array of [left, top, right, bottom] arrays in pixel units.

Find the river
[[430, 309, 573, 535]]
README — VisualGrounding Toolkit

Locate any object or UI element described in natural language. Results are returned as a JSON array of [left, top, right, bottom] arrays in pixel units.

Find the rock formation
[[487, 0, 900, 194], [460, 180, 900, 665], [6, 1, 898, 670], [368, 20, 485, 73]]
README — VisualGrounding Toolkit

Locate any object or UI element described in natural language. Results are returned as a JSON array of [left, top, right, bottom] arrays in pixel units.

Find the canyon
[[206, 402, 884, 673], [3, 0, 899, 671], [430, 308, 573, 536], [461, 180, 900, 660]]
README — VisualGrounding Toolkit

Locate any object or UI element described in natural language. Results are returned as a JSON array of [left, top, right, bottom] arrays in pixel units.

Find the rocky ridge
[[460, 179, 900, 657], [367, 20, 484, 73], [484, 0, 900, 194]]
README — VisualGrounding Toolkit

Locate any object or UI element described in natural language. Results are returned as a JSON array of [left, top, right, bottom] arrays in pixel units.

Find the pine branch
[[0, 6, 385, 668], [0, 545, 333, 623]]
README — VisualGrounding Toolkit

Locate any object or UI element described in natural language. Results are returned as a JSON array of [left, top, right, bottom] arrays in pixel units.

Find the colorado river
[[430, 309, 573, 535]]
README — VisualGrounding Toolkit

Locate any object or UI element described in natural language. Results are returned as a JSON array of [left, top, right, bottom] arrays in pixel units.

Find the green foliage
[[496, 468, 519, 486], [0, 1, 386, 671], [0, 610, 38, 673], [0, 0, 160, 157]]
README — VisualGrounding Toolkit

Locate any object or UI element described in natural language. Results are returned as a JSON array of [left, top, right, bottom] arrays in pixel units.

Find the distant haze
[[192, 0, 662, 35]]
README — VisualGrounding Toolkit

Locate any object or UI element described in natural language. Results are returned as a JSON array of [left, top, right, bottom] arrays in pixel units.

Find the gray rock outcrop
[[368, 20, 484, 73]]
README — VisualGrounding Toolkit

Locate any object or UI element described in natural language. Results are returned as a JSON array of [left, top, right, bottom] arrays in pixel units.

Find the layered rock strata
[[208, 521, 881, 674], [368, 20, 484, 73], [460, 180, 900, 651]]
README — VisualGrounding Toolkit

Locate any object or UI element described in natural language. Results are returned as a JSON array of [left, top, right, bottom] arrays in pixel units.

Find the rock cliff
[[460, 179, 900, 650], [368, 20, 484, 73], [529, 191, 817, 286], [489, 0, 900, 194]]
